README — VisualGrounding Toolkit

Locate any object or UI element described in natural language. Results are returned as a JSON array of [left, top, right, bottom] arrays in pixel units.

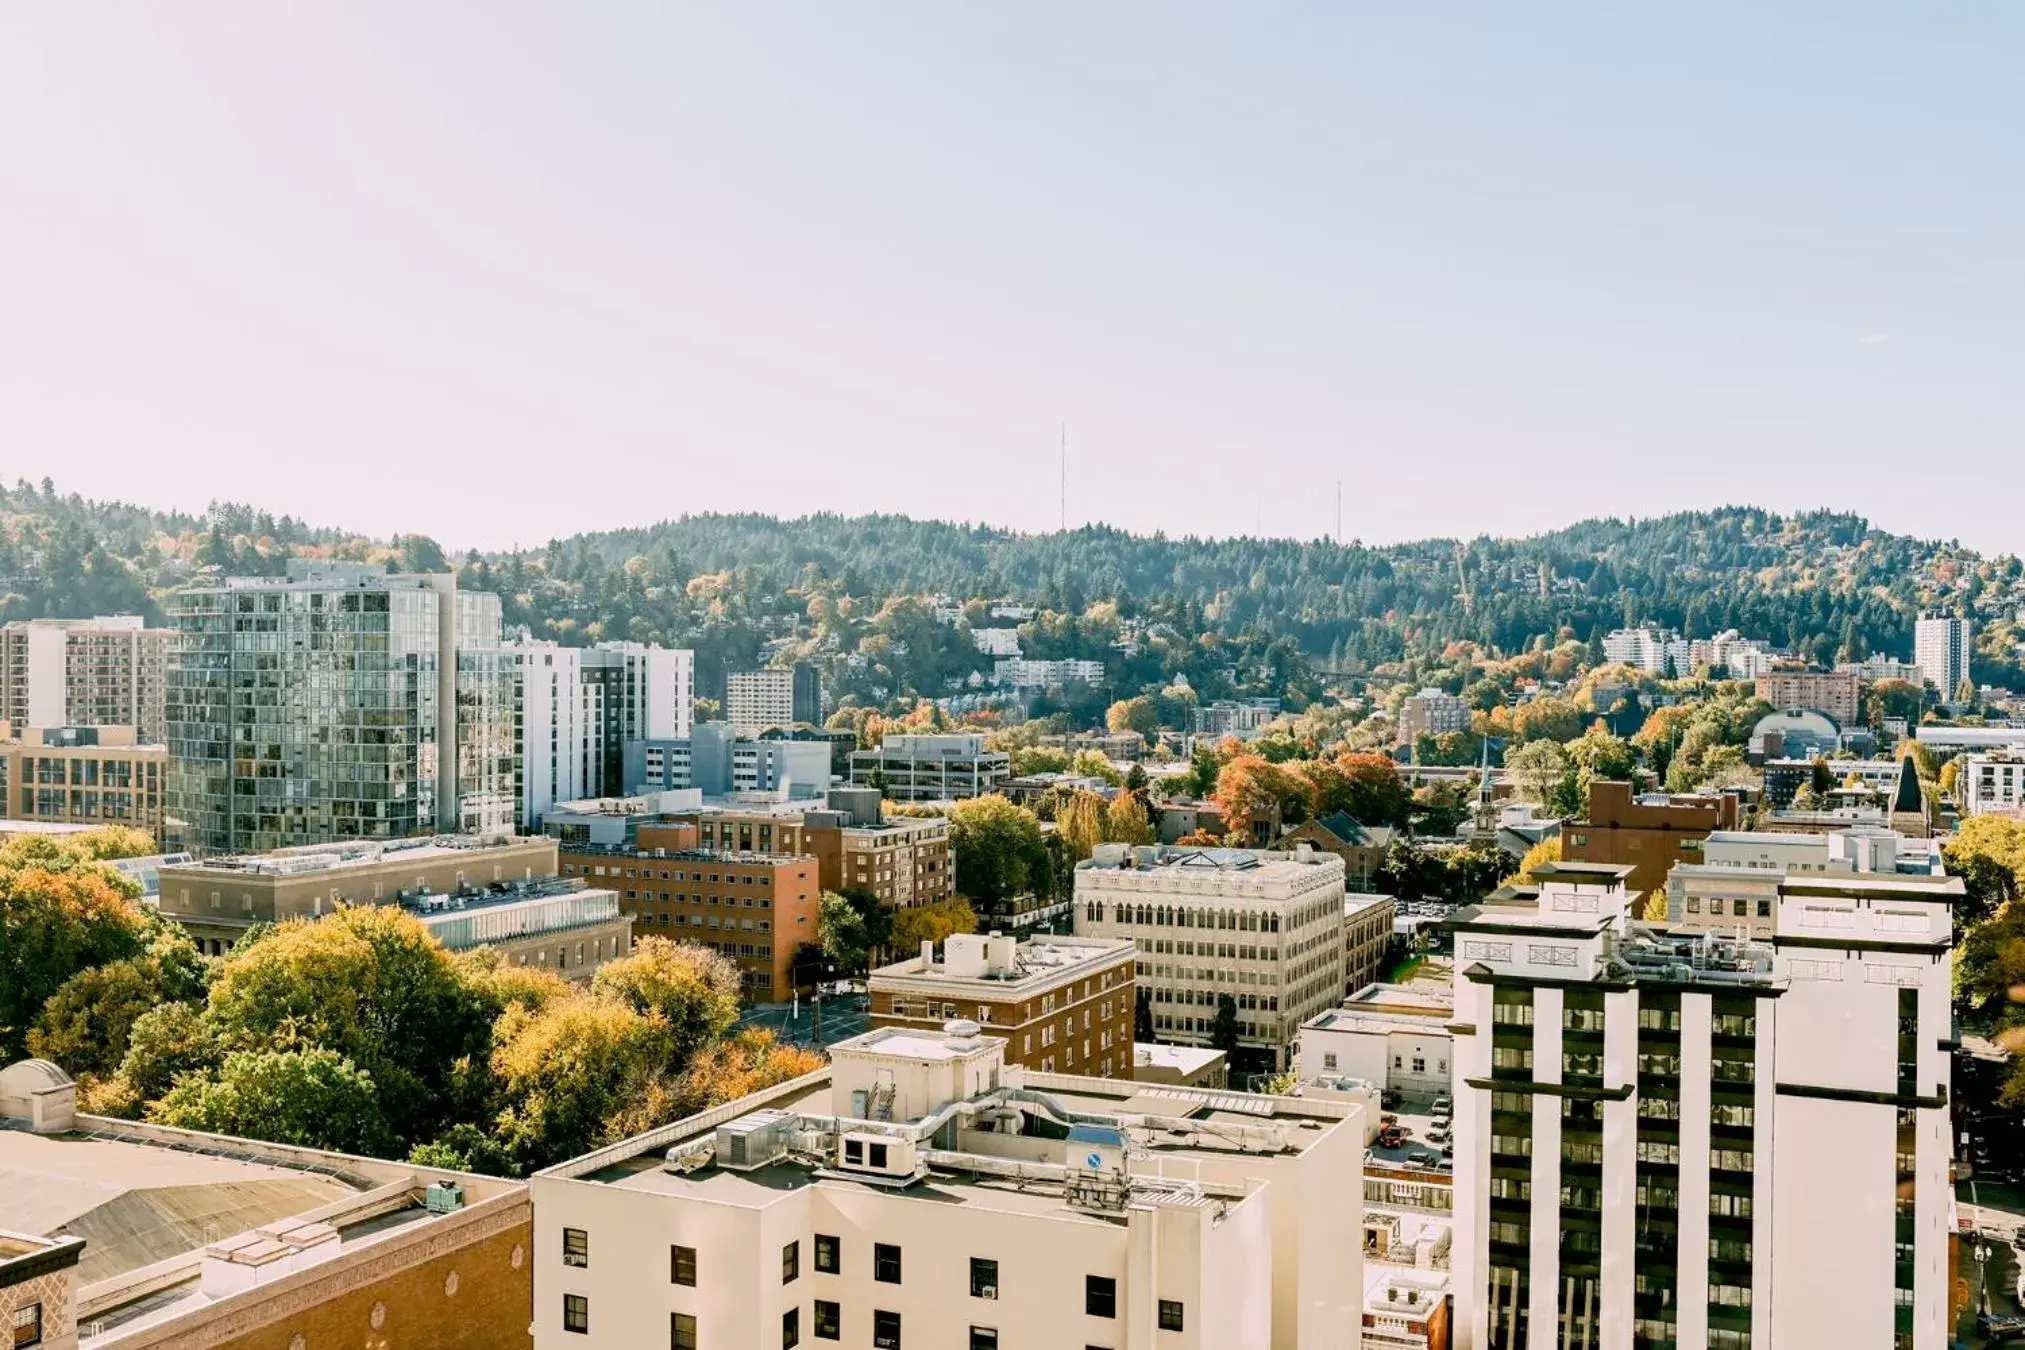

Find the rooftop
[[870, 933, 1135, 989], [160, 833, 538, 879], [560, 842, 811, 866], [1131, 1043, 1226, 1074], [543, 1026, 1358, 1222]]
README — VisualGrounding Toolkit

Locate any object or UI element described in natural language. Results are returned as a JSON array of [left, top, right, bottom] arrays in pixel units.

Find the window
[[873, 1310, 902, 1349], [672, 1312, 698, 1350], [563, 1295, 589, 1335], [1159, 1300, 1186, 1332], [815, 1234, 840, 1274], [814, 1301, 840, 1341], [1322, 1051, 1337, 1070], [875, 1243, 902, 1284], [1087, 1275, 1118, 1318], [672, 1244, 698, 1286], [970, 1329, 999, 1350], [10, 1305, 41, 1350], [563, 1227, 589, 1267], [971, 1256, 999, 1298], [783, 1307, 800, 1349], [783, 1239, 800, 1283]]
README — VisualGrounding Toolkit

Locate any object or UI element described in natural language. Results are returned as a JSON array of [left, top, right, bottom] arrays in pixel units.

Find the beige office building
[[0, 723, 165, 841], [153, 835, 637, 975], [531, 1023, 1364, 1350], [870, 933, 1138, 1079], [1074, 844, 1347, 1070], [0, 617, 171, 746]]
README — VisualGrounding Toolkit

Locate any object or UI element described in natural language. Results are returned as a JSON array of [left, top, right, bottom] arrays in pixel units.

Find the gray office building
[[163, 562, 519, 854]]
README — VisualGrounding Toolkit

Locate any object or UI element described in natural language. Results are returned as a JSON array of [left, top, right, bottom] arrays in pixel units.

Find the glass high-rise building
[[164, 562, 517, 854]]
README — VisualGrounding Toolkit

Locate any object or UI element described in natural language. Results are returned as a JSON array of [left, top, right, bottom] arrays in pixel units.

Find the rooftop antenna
[[1059, 423, 1066, 533]]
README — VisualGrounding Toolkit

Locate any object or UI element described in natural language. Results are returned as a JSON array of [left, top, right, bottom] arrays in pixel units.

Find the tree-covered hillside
[[5, 476, 2021, 701]]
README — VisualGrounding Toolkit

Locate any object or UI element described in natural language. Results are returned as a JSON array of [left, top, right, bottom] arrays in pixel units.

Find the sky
[[2, 4, 2020, 554]]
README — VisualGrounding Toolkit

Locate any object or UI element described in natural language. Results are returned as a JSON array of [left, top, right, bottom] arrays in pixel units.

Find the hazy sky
[[3, 5, 2019, 554]]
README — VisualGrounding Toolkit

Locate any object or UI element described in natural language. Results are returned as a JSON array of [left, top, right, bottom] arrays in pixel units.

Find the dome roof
[[0, 1058, 75, 1093]]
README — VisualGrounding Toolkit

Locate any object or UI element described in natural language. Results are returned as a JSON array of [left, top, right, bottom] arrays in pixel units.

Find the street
[[734, 995, 873, 1051]]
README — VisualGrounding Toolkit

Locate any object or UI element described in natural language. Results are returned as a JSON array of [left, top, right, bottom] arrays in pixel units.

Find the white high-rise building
[[531, 1023, 1364, 1350], [1601, 627, 1691, 676], [1449, 862, 1958, 1350], [512, 641, 607, 829], [1912, 613, 1971, 698], [585, 644, 695, 792]]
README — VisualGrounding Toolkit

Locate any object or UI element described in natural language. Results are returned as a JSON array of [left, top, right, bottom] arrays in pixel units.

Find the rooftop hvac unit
[[423, 1181, 465, 1213], [716, 1110, 795, 1171], [838, 1131, 921, 1182]]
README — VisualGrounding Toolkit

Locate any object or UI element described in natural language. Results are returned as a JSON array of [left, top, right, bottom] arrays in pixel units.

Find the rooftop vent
[[716, 1109, 795, 1171]]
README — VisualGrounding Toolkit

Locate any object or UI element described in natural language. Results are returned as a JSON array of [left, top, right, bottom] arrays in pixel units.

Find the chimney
[[921, 939, 935, 967]]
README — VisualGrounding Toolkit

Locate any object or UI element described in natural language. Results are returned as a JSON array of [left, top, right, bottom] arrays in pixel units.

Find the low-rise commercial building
[[530, 1023, 1364, 1350], [1363, 1265, 1453, 1350], [848, 733, 1010, 802], [0, 722, 165, 841], [1344, 893, 1398, 994], [0, 1057, 531, 1350], [1130, 1042, 1229, 1088], [1962, 752, 2025, 817], [1298, 983, 1454, 1101], [155, 834, 562, 954], [1074, 844, 1347, 1070], [1559, 779, 1741, 898], [638, 723, 834, 800], [869, 933, 1137, 1079], [561, 842, 821, 999]]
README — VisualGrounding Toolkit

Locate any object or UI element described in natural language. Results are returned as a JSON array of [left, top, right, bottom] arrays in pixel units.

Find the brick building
[[562, 833, 821, 1000], [1558, 778, 1742, 897], [868, 932, 1139, 1079]]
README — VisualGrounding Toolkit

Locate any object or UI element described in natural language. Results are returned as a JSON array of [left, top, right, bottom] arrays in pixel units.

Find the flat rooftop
[[161, 833, 539, 878], [871, 934, 1134, 987]]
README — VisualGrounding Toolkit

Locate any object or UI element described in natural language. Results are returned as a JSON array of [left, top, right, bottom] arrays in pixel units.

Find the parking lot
[[1368, 1094, 1454, 1172]]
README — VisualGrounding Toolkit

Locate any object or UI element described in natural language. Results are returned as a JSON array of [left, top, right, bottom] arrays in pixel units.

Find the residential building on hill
[[1601, 626, 1689, 675], [1400, 687, 1471, 746], [1756, 669, 1861, 725], [528, 1023, 1363, 1350], [163, 563, 518, 854], [1913, 612, 1972, 696], [1558, 779, 1741, 897], [1073, 843, 1347, 1070], [725, 663, 821, 735], [1448, 862, 1958, 1350], [0, 722, 165, 840], [1190, 698, 1281, 740], [848, 733, 1009, 802], [1688, 631, 1776, 679], [869, 932, 1138, 1079], [0, 616, 171, 745], [0, 1056, 532, 1350], [1839, 653, 1926, 684], [993, 656, 1104, 689]]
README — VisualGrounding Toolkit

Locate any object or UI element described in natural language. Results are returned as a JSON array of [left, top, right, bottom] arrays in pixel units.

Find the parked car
[[1377, 1125, 1405, 1149], [1428, 1125, 1451, 1145], [1431, 1094, 1452, 1114], [1406, 1148, 1442, 1168]]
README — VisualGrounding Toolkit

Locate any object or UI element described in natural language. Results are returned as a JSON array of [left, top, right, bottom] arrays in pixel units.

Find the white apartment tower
[[0, 615, 172, 742], [1912, 613, 1971, 698], [513, 641, 607, 830], [1074, 844, 1347, 1071], [1449, 862, 1957, 1350], [531, 1023, 1364, 1350]]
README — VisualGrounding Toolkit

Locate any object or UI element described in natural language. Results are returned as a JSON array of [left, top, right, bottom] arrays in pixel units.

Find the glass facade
[[165, 568, 515, 854]]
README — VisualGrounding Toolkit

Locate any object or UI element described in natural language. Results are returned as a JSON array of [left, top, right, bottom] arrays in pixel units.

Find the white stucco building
[[1075, 845, 1347, 1071], [1448, 861, 1957, 1350], [1299, 983, 1455, 1101], [531, 1023, 1364, 1350]]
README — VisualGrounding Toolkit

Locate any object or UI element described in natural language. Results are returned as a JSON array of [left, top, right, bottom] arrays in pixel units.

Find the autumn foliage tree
[[0, 849, 156, 1059]]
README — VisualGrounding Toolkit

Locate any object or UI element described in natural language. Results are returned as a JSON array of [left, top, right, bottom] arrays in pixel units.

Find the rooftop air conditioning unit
[[715, 1110, 795, 1171], [838, 1131, 921, 1182]]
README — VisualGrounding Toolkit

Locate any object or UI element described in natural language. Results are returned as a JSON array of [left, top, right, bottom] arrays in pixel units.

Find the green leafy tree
[[201, 905, 496, 1149], [1104, 792, 1157, 846], [890, 898, 980, 953], [947, 794, 1051, 902], [819, 890, 873, 975], [28, 932, 205, 1080], [488, 993, 677, 1173], [1105, 697, 1160, 737], [1057, 790, 1108, 861], [155, 1048, 393, 1156], [0, 857, 154, 1059], [1210, 994, 1240, 1055], [114, 1002, 221, 1107], [408, 1122, 513, 1176], [1505, 739, 1577, 815], [590, 937, 741, 1065]]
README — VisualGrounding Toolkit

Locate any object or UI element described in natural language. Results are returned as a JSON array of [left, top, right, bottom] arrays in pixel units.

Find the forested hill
[[1, 476, 2014, 677]]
